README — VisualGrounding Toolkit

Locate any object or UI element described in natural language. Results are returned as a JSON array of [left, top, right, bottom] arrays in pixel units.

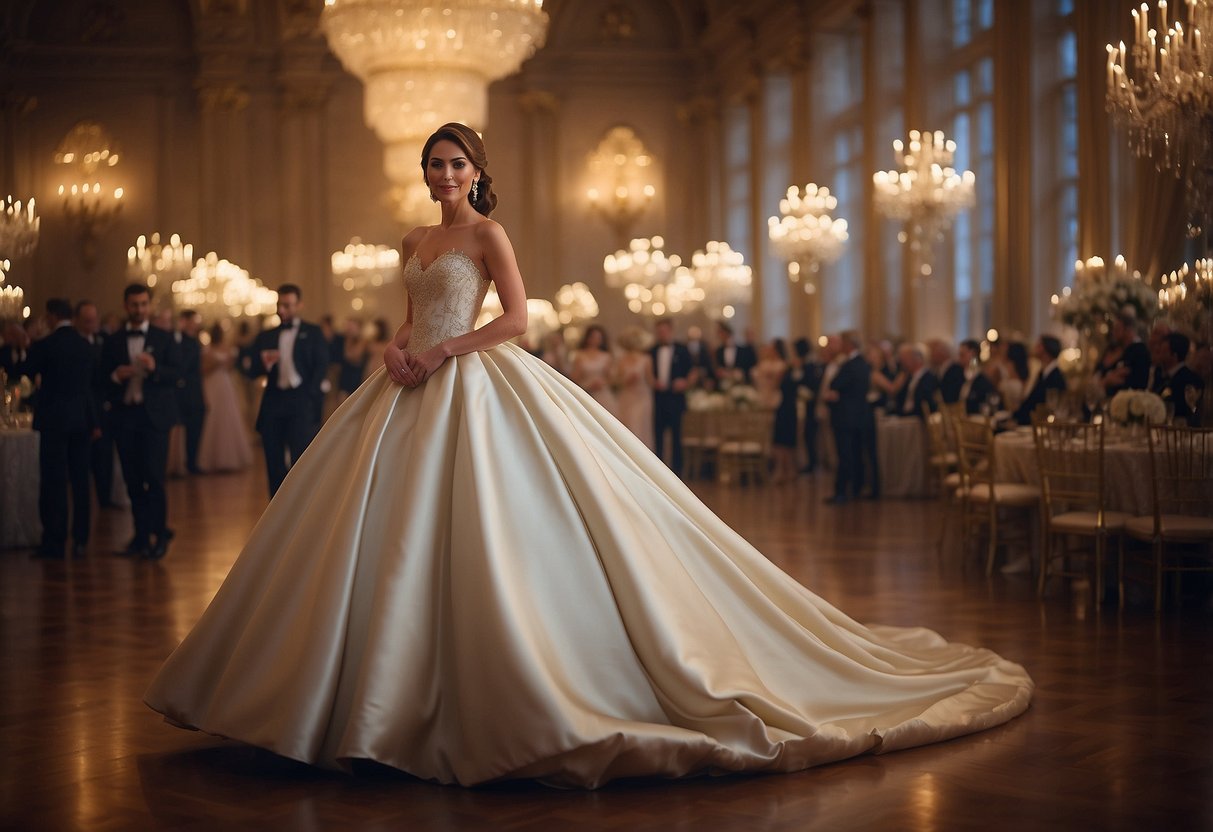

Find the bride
[[145, 123, 1032, 788]]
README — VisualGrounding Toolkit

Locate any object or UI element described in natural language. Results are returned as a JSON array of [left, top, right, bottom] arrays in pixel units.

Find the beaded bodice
[[404, 250, 491, 354]]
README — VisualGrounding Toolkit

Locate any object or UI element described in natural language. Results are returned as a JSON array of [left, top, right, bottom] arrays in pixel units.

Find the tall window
[[761, 73, 793, 336], [723, 103, 752, 328]]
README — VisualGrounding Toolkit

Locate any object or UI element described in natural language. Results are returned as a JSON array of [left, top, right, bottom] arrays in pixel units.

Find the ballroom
[[0, 0, 1210, 829]]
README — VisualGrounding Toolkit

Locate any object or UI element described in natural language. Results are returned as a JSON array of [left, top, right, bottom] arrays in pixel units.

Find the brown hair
[[420, 122, 498, 216]]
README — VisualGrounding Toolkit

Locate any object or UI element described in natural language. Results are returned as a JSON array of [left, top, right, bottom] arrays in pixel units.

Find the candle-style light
[[0, 196, 40, 260]]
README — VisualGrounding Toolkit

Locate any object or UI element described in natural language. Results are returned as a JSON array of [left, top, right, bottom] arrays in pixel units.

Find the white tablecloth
[[0, 428, 41, 548], [993, 430, 1154, 516], [878, 415, 930, 498]]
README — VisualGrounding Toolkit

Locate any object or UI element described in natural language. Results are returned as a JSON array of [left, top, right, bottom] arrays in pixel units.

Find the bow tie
[[126, 329, 146, 338]]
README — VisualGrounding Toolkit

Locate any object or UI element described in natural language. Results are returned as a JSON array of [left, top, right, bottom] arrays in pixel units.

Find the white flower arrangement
[[687, 390, 728, 412], [1107, 389, 1166, 425], [727, 384, 762, 410], [1052, 256, 1158, 351]]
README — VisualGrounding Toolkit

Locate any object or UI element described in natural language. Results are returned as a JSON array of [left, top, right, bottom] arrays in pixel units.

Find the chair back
[[954, 416, 995, 487], [1145, 426, 1213, 527], [683, 409, 715, 443], [720, 409, 774, 451], [923, 407, 949, 460], [1033, 419, 1108, 527]]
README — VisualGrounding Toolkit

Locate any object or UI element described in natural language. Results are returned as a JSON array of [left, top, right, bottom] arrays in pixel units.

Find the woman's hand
[[384, 342, 418, 387], [406, 346, 448, 387]]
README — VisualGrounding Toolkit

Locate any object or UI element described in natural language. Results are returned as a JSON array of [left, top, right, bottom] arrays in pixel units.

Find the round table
[[0, 428, 42, 548], [994, 429, 1154, 515], [877, 415, 930, 498]]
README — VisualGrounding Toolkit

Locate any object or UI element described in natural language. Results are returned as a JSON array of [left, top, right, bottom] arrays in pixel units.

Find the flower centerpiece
[[1052, 255, 1158, 353], [727, 384, 761, 411], [687, 389, 728, 412], [1107, 389, 1166, 426]]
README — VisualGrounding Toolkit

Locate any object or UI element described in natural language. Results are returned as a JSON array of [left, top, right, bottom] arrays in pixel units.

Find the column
[[859, 2, 883, 341], [517, 89, 560, 300]]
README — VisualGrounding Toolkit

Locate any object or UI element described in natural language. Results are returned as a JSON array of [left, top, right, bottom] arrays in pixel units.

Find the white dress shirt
[[123, 322, 150, 404], [656, 344, 673, 388], [277, 321, 303, 390]]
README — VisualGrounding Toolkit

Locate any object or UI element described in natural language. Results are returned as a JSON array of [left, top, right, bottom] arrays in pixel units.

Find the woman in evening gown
[[145, 123, 1032, 789], [570, 324, 618, 417], [613, 325, 655, 450], [196, 324, 254, 473]]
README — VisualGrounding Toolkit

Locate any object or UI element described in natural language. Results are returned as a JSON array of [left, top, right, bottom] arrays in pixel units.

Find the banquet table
[[0, 428, 41, 548], [877, 415, 931, 498], [993, 428, 1154, 516]]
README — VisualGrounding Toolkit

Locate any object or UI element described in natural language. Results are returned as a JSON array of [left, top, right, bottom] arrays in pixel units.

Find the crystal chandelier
[[321, 0, 548, 226], [128, 233, 194, 290], [767, 183, 848, 293], [54, 121, 125, 267], [172, 252, 278, 321], [475, 286, 559, 344], [689, 241, 752, 320], [603, 236, 703, 317], [0, 196, 40, 260], [1107, 1, 1212, 238], [585, 126, 657, 243], [331, 237, 402, 312], [873, 130, 975, 277], [0, 260, 26, 321], [1158, 257, 1213, 343], [554, 282, 598, 327]]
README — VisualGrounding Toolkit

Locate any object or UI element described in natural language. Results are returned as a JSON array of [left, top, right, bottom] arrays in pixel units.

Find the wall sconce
[[54, 121, 126, 268], [585, 126, 657, 245]]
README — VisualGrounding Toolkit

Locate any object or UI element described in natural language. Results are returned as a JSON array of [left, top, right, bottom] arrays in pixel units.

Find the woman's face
[[426, 139, 477, 206], [585, 328, 603, 349]]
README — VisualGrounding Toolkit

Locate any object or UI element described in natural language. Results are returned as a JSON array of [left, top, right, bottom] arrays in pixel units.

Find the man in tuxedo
[[794, 337, 822, 474], [824, 330, 872, 503], [650, 317, 694, 476], [684, 325, 714, 389], [962, 362, 999, 415], [25, 299, 97, 559], [102, 284, 182, 559], [74, 300, 115, 508], [713, 322, 756, 385], [174, 310, 206, 474], [892, 344, 939, 418], [1099, 313, 1150, 396], [1013, 335, 1066, 425], [1155, 332, 1204, 426], [246, 284, 330, 497], [932, 339, 967, 404]]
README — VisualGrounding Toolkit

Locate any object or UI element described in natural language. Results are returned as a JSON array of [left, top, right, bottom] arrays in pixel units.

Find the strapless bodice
[[404, 250, 491, 354]]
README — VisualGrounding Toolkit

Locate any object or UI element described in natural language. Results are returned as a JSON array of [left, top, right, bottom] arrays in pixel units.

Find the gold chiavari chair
[[954, 416, 1040, 575], [1124, 426, 1213, 612], [717, 409, 774, 485], [926, 404, 964, 555], [1032, 419, 1126, 602], [681, 409, 720, 480]]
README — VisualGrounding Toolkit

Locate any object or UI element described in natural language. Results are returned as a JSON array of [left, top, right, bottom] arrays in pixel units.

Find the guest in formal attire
[[74, 300, 116, 508], [1097, 313, 1150, 396], [685, 325, 714, 390], [336, 318, 368, 405], [1155, 332, 1205, 426], [1000, 341, 1030, 414], [815, 335, 842, 475], [614, 326, 654, 449], [962, 361, 1000, 415], [931, 339, 966, 404], [714, 322, 756, 386], [571, 324, 618, 416], [103, 284, 182, 559], [752, 339, 788, 409], [1013, 335, 1066, 425], [892, 344, 939, 418], [650, 318, 693, 475], [1, 321, 29, 379], [173, 310, 206, 474], [25, 299, 97, 559], [198, 323, 254, 473], [771, 340, 800, 483], [794, 338, 822, 474], [866, 343, 897, 412], [245, 284, 330, 497], [1147, 321, 1175, 395], [539, 330, 568, 376], [823, 330, 871, 503]]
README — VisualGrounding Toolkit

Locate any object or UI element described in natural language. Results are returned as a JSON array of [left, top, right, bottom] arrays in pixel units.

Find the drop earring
[[471, 180, 479, 203]]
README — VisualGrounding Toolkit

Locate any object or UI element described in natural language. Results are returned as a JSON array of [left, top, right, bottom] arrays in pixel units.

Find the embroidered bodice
[[404, 250, 491, 354]]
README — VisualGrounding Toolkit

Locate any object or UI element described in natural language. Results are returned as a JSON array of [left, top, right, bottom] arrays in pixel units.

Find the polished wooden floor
[[2, 465, 1210, 831]]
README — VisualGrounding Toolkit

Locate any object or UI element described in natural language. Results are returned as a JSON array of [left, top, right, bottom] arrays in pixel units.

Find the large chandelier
[[1158, 257, 1213, 343], [128, 233, 194, 290], [331, 237, 401, 311], [767, 183, 848, 293], [554, 282, 598, 327], [54, 121, 125, 267], [172, 252, 278, 321], [690, 241, 751, 320], [603, 236, 703, 317], [475, 286, 559, 344], [1107, 1, 1212, 237], [0, 196, 39, 260], [873, 130, 975, 277], [585, 126, 657, 243], [321, 0, 548, 226]]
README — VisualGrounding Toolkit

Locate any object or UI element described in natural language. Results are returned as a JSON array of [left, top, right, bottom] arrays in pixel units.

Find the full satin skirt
[[145, 343, 1031, 788]]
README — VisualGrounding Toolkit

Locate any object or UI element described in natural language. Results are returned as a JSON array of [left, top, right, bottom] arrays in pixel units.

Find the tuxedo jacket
[[25, 325, 98, 434], [650, 342, 694, 412], [962, 372, 998, 415], [829, 353, 872, 428], [1099, 341, 1150, 395], [714, 343, 757, 382], [938, 362, 966, 403], [685, 339, 714, 380], [246, 320, 330, 429], [1013, 366, 1066, 425], [1158, 364, 1205, 426], [893, 370, 940, 418], [175, 333, 205, 414], [101, 325, 184, 432]]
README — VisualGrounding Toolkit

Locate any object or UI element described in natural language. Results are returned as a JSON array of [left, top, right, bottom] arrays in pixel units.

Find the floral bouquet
[[1052, 255, 1158, 352], [687, 390, 728, 412], [1107, 389, 1166, 426], [727, 384, 761, 410]]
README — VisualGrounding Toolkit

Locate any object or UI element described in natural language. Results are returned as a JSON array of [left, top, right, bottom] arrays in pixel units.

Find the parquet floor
[[2, 467, 1210, 831]]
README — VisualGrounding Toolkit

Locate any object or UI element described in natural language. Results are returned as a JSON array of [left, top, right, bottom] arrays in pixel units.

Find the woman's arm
[[384, 228, 425, 386]]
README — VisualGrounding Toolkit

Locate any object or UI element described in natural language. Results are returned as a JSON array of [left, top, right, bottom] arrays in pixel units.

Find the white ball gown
[[145, 249, 1032, 788]]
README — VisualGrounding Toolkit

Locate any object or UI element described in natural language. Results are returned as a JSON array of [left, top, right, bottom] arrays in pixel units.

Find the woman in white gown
[[196, 324, 253, 473], [145, 123, 1031, 789]]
